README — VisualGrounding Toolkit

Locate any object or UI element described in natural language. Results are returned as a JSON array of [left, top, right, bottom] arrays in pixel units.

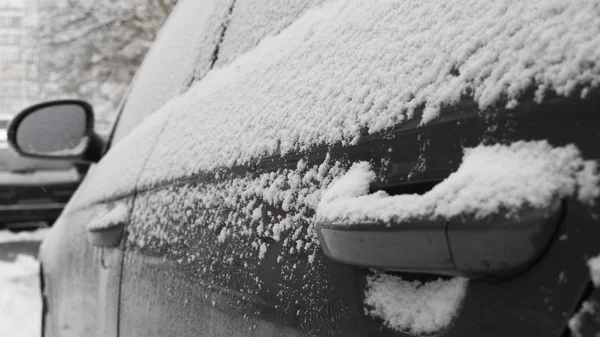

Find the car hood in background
[[0, 146, 73, 173]]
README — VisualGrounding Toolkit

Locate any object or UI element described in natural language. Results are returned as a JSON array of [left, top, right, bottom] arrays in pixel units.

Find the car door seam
[[183, 0, 237, 89]]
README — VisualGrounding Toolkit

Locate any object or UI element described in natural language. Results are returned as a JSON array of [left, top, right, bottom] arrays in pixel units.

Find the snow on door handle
[[86, 203, 130, 247]]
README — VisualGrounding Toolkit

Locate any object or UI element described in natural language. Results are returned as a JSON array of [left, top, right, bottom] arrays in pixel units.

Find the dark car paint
[[108, 89, 600, 337]]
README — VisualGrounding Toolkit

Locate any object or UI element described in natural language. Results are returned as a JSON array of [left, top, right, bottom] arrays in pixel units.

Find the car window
[[210, 0, 327, 70], [111, 0, 235, 144]]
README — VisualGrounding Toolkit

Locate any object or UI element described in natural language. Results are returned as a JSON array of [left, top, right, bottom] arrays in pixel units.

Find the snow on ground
[[365, 273, 468, 335], [0, 229, 46, 337], [318, 141, 600, 224], [0, 253, 41, 337]]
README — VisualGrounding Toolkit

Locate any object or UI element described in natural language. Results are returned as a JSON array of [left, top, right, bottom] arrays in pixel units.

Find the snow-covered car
[[8, 1, 600, 336], [0, 113, 82, 230]]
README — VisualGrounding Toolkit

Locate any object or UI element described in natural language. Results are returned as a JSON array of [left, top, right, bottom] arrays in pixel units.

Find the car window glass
[[112, 0, 234, 144], [208, 0, 327, 71]]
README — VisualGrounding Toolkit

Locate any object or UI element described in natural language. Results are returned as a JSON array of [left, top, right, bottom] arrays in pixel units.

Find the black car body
[[18, 1, 600, 336]]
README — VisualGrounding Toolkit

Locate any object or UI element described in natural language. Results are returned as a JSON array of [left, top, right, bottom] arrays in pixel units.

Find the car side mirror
[[8, 100, 105, 163]]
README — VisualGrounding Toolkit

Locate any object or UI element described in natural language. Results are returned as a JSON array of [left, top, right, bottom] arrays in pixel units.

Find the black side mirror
[[8, 100, 105, 163]]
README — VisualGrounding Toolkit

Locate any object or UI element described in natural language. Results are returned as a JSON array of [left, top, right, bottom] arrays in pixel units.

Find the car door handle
[[317, 201, 562, 278], [86, 203, 129, 247]]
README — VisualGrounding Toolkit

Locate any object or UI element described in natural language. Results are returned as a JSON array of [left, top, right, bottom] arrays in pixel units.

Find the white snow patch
[[568, 300, 599, 337], [588, 255, 600, 287], [365, 272, 468, 334], [86, 203, 130, 231], [318, 161, 374, 207], [128, 155, 344, 262], [0, 255, 41, 337], [258, 242, 268, 260], [0, 228, 48, 243], [318, 141, 600, 224]]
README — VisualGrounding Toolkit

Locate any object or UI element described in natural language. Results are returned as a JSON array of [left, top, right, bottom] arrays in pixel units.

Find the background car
[[9, 1, 600, 337], [0, 113, 82, 230]]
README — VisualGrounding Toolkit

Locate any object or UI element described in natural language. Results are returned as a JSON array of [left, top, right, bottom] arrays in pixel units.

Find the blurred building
[[0, 0, 36, 116]]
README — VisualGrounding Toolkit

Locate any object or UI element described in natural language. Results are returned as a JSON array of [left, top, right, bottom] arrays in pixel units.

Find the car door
[[117, 1, 600, 337], [118, 92, 600, 337]]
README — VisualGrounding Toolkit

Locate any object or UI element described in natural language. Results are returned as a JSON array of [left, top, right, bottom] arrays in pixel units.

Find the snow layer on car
[[72, 0, 600, 210], [0, 255, 41, 337], [588, 255, 600, 287], [112, 0, 234, 143], [318, 141, 600, 224], [365, 273, 468, 334], [138, 0, 600, 186], [129, 154, 343, 263], [568, 300, 600, 337], [570, 254, 600, 336], [86, 202, 130, 231], [65, 110, 169, 212], [213, 0, 327, 68]]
